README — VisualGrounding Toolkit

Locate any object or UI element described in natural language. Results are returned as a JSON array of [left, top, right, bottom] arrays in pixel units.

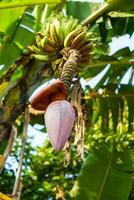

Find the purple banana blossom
[[45, 100, 75, 151]]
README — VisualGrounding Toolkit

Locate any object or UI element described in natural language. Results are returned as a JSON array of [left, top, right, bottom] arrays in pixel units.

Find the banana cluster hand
[[30, 13, 94, 69], [64, 26, 94, 66]]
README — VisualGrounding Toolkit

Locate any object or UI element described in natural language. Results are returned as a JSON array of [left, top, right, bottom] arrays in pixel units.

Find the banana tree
[[0, 0, 134, 199]]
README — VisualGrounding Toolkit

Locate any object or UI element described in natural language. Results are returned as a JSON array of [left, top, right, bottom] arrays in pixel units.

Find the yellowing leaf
[[0, 192, 12, 200], [4, 85, 20, 106], [0, 82, 9, 94], [0, 155, 4, 169]]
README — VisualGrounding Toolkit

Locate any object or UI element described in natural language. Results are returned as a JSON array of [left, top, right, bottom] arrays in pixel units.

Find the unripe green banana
[[64, 28, 82, 48], [42, 22, 50, 35], [32, 13, 94, 70], [35, 35, 43, 49], [74, 38, 89, 50], [41, 36, 48, 48], [50, 23, 60, 48], [71, 31, 86, 49], [64, 19, 78, 39], [47, 37, 57, 48], [29, 45, 42, 54], [44, 43, 56, 52], [70, 19, 79, 32], [79, 43, 92, 54], [54, 19, 63, 47], [32, 54, 49, 61]]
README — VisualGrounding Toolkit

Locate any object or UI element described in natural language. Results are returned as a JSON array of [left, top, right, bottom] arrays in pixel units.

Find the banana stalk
[[60, 49, 80, 94], [82, 0, 134, 26]]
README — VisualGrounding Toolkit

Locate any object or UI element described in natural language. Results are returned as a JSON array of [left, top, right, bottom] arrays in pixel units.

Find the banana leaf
[[71, 145, 134, 200]]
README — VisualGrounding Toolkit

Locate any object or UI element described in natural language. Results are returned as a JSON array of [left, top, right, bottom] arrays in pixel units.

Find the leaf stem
[[81, 3, 110, 26], [97, 151, 114, 200], [86, 57, 134, 69], [84, 93, 134, 99]]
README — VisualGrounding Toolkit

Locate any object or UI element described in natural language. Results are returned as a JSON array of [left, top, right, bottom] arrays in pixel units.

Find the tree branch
[[81, 3, 110, 26], [12, 107, 29, 196], [0, 126, 17, 173], [8, 182, 23, 200]]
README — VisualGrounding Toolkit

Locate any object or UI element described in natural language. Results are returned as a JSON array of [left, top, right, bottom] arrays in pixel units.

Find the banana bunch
[[30, 13, 94, 68], [64, 26, 94, 66], [30, 14, 79, 61]]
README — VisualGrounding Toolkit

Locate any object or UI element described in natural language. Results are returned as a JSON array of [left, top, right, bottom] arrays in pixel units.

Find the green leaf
[[4, 85, 20, 106], [66, 1, 93, 22], [0, 37, 21, 67], [99, 97, 109, 133], [81, 66, 105, 79], [113, 47, 131, 57], [12, 11, 35, 47], [94, 67, 111, 90], [92, 99, 100, 124], [85, 48, 134, 89], [0, 140, 8, 154], [125, 18, 134, 36], [119, 84, 134, 96], [108, 64, 129, 84], [109, 16, 134, 36], [112, 17, 128, 35], [109, 11, 134, 18], [0, 7, 25, 32], [71, 145, 133, 200], [107, 0, 134, 11], [0, 11, 35, 68], [0, 80, 20, 100], [126, 96, 134, 132], [0, 0, 61, 9], [0, 82, 9, 97], [108, 96, 120, 132]]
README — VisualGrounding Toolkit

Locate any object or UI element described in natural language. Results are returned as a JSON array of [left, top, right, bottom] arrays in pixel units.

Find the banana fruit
[[64, 28, 82, 48], [64, 25, 94, 66], [31, 14, 79, 57], [31, 13, 94, 68]]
